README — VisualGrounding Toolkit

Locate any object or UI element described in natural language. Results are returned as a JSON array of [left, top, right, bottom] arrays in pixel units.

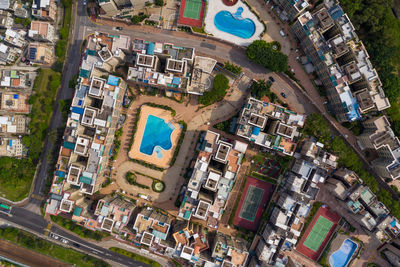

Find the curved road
[[2, 0, 397, 266]]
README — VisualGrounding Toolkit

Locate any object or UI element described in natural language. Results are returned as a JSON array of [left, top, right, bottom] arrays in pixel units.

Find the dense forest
[[340, 0, 400, 133]]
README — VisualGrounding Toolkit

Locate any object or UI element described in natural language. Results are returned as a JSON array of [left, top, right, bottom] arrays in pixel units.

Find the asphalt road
[[0, 209, 149, 267]]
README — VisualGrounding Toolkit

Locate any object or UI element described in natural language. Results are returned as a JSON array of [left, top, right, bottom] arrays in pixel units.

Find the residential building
[[291, 158, 327, 184], [0, 115, 27, 134], [0, 10, 13, 28], [273, 0, 309, 21], [27, 42, 55, 65], [211, 232, 248, 267], [0, 137, 24, 157], [0, 92, 29, 113], [0, 43, 22, 65], [376, 216, 400, 241], [236, 97, 305, 156], [297, 140, 338, 169], [98, 0, 147, 18], [4, 29, 27, 48], [0, 70, 34, 90], [12, 1, 28, 18], [358, 116, 400, 181], [32, 0, 56, 21], [132, 208, 172, 254], [326, 171, 390, 231], [171, 220, 209, 264], [378, 239, 400, 266], [0, 0, 10, 10], [28, 21, 55, 42], [292, 1, 390, 122], [92, 195, 135, 233], [128, 38, 217, 95], [81, 32, 127, 75], [178, 131, 247, 229], [45, 73, 127, 215]]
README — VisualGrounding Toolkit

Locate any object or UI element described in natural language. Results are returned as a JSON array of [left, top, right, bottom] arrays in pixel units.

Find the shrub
[[224, 61, 242, 75], [131, 14, 149, 24]]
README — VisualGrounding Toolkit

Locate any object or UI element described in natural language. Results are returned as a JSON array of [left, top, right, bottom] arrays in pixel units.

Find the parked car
[[280, 29, 285, 37], [83, 0, 86, 5], [268, 76, 275, 82], [280, 92, 287, 98], [116, 26, 123, 31], [73, 243, 80, 248]]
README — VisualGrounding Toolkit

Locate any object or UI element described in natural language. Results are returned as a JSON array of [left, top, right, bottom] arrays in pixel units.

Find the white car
[[280, 30, 285, 37], [61, 239, 68, 244], [83, 0, 87, 5]]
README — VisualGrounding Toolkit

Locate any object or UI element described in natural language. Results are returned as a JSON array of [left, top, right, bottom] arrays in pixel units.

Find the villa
[[236, 97, 305, 156], [178, 130, 247, 229], [127, 38, 217, 95]]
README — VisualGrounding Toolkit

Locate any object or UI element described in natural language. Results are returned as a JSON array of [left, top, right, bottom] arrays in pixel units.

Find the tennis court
[[177, 0, 205, 27], [303, 216, 333, 251], [239, 186, 264, 222], [234, 176, 275, 231], [296, 206, 341, 261], [183, 0, 202, 19]]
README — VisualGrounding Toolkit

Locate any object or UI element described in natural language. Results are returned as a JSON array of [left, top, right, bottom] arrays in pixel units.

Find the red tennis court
[[233, 176, 274, 231], [177, 0, 206, 28], [296, 206, 341, 261]]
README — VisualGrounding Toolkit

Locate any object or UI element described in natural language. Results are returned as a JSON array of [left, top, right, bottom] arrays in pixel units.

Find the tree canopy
[[199, 74, 229, 106], [250, 80, 277, 102], [246, 40, 288, 72]]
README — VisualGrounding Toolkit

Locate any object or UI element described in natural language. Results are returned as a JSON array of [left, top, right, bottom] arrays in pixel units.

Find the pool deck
[[128, 105, 182, 169], [204, 0, 265, 46]]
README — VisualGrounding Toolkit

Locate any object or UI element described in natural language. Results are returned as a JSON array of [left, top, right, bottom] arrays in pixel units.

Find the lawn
[[109, 247, 162, 267], [0, 69, 60, 201], [0, 227, 108, 267]]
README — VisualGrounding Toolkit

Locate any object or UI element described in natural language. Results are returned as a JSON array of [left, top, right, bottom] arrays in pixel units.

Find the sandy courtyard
[[129, 105, 182, 169]]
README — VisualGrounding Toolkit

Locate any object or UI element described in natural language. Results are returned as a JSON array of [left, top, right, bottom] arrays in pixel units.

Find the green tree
[[246, 40, 288, 72], [199, 74, 229, 106]]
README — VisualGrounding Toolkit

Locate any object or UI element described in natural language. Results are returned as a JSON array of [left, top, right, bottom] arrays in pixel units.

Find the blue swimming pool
[[214, 7, 256, 39], [329, 239, 358, 267], [140, 115, 175, 157]]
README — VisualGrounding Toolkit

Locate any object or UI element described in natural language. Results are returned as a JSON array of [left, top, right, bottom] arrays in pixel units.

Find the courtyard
[[128, 105, 182, 169]]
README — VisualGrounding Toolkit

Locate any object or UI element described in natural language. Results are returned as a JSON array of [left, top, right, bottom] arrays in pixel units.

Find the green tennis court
[[303, 216, 334, 252], [183, 0, 202, 19], [239, 186, 264, 222]]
